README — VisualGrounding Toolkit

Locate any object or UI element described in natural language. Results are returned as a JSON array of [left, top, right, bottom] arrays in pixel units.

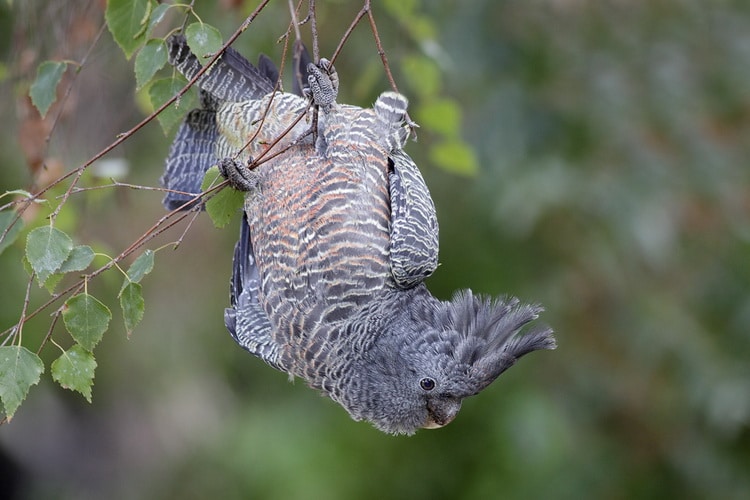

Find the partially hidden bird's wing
[[225, 214, 282, 370], [161, 35, 279, 210], [161, 91, 219, 210], [167, 35, 275, 102], [369, 92, 439, 288], [387, 149, 440, 289]]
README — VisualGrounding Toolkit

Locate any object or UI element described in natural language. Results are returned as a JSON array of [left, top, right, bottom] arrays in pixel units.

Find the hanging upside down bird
[[160, 34, 556, 435]]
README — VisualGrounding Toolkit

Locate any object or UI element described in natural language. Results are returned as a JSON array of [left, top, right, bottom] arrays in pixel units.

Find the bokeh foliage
[[0, 0, 748, 499]]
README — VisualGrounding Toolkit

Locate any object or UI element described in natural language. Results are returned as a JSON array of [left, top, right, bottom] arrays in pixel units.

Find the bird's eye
[[419, 378, 436, 391]]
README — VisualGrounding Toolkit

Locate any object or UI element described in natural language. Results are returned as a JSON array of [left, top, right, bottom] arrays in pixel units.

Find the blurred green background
[[1, 0, 749, 498]]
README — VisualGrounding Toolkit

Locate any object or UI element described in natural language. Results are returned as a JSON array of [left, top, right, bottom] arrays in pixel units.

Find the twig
[[287, 0, 303, 43], [66, 180, 176, 196], [308, 0, 321, 146], [0, 24, 108, 252], [309, 0, 319, 64], [15, 271, 35, 347], [36, 311, 62, 356], [0, 272, 35, 348], [170, 208, 202, 251], [0, 204, 27, 251], [365, 0, 400, 94]]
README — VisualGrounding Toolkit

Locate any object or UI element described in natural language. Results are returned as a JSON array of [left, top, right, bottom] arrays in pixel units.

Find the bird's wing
[[167, 34, 275, 102], [225, 214, 283, 370], [161, 35, 281, 210], [388, 149, 439, 288], [160, 94, 219, 210]]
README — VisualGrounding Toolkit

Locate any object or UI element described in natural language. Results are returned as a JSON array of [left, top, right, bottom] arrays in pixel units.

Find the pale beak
[[423, 417, 448, 429], [422, 399, 462, 429]]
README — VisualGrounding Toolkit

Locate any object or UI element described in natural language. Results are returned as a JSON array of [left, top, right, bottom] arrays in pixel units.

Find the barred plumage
[[161, 35, 555, 435]]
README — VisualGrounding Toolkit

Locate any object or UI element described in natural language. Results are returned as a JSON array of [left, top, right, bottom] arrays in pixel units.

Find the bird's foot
[[304, 58, 339, 112], [218, 157, 259, 192]]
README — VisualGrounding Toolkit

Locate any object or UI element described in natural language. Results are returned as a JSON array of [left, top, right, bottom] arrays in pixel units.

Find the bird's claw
[[218, 157, 259, 192], [304, 58, 339, 112]]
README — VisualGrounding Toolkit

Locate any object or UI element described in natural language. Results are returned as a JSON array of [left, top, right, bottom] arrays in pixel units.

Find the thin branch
[[306, 0, 321, 142], [0, 24, 107, 251], [0, 204, 28, 251], [2, 0, 278, 344], [36, 311, 62, 356], [66, 180, 176, 196], [169, 208, 202, 251], [288, 0, 303, 43], [15, 271, 35, 347], [366, 0, 400, 94], [0, 272, 35, 348], [309, 0, 319, 63]]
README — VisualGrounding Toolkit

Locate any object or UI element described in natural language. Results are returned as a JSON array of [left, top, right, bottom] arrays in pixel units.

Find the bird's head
[[339, 289, 556, 435]]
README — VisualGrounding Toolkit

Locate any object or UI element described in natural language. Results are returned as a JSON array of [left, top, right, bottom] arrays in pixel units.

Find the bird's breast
[[246, 135, 393, 374]]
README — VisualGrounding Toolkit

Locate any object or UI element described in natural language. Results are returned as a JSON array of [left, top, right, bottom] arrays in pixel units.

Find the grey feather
[[167, 35, 274, 102], [388, 149, 439, 288], [162, 35, 556, 435], [160, 91, 219, 210], [225, 214, 281, 370], [161, 35, 300, 209]]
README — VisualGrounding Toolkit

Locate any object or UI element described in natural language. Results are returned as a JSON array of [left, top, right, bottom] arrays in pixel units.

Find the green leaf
[[119, 249, 154, 294], [42, 273, 65, 294], [185, 22, 223, 64], [62, 294, 112, 352], [105, 0, 151, 59], [25, 226, 73, 284], [148, 76, 196, 134], [119, 282, 144, 337], [201, 166, 245, 228], [29, 61, 66, 118], [147, 3, 170, 36], [41, 244, 94, 294], [0, 346, 44, 420], [127, 249, 154, 283], [0, 210, 23, 256], [416, 98, 461, 137], [58, 245, 95, 273], [429, 140, 479, 176], [135, 38, 167, 90], [51, 345, 96, 403], [207, 188, 245, 228]]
